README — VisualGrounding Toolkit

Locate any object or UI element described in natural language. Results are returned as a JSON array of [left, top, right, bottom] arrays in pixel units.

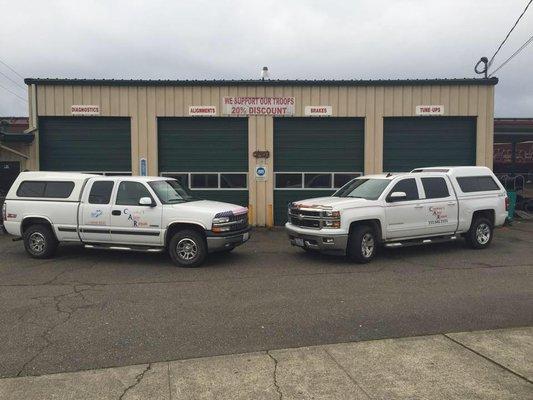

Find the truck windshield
[[148, 180, 198, 204], [333, 178, 390, 200]]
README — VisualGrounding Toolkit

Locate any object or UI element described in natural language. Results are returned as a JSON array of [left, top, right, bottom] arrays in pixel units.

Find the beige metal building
[[21, 77, 497, 226]]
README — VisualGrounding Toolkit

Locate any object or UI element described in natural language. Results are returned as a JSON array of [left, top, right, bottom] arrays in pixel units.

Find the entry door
[[0, 162, 20, 197], [385, 178, 428, 239], [79, 180, 115, 243], [419, 176, 458, 236], [109, 181, 162, 245]]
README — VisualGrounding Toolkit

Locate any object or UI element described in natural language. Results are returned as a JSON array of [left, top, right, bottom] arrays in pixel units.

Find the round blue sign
[[256, 166, 266, 176]]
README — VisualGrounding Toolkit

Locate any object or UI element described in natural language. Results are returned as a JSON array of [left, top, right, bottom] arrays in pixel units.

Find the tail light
[[505, 196, 509, 212], [1, 202, 6, 222]]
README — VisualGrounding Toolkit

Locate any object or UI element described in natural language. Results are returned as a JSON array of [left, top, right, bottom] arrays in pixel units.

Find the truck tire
[[347, 225, 377, 263], [168, 229, 207, 268], [23, 224, 59, 259], [466, 217, 493, 249]]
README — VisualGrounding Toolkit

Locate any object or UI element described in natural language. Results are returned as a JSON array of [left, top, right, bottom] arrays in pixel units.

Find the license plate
[[243, 232, 250, 241], [294, 238, 304, 247]]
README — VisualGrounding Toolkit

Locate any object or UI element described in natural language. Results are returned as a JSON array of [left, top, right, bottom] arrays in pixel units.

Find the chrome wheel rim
[[29, 232, 46, 254], [361, 233, 375, 258], [177, 238, 198, 261], [476, 223, 491, 244]]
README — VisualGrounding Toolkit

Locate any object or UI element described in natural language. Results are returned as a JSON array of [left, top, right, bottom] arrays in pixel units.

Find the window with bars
[[275, 172, 362, 189], [161, 172, 248, 190]]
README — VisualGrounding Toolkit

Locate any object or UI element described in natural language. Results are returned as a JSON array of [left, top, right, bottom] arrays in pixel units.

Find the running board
[[385, 235, 457, 248], [84, 244, 164, 253]]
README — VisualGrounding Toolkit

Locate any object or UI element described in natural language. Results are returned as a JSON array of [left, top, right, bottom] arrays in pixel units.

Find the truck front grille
[[228, 213, 248, 231], [290, 216, 320, 229]]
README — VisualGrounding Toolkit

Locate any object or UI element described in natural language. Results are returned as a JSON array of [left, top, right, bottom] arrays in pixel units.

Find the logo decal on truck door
[[123, 208, 149, 228], [428, 206, 448, 225]]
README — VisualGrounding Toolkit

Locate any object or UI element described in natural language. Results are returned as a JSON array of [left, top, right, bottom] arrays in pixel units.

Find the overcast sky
[[1, 0, 531, 117]]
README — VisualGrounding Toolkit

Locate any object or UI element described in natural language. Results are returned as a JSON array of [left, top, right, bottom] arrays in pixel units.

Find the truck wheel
[[23, 224, 58, 259], [466, 217, 493, 249], [169, 229, 207, 268], [347, 225, 377, 263]]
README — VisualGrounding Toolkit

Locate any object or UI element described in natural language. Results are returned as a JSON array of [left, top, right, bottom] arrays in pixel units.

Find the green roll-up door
[[274, 117, 364, 226], [158, 118, 248, 206], [39, 117, 131, 172], [383, 117, 476, 172]]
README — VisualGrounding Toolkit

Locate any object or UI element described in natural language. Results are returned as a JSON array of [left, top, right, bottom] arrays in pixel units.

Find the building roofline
[[24, 77, 499, 87]]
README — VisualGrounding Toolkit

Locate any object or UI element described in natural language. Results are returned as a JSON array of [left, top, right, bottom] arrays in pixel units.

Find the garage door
[[158, 118, 248, 207], [39, 117, 132, 174], [383, 117, 476, 172], [274, 118, 364, 226]]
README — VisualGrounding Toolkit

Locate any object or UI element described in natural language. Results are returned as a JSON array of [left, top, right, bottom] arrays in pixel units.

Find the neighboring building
[[0, 117, 32, 199], [494, 118, 533, 210], [23, 77, 497, 226]]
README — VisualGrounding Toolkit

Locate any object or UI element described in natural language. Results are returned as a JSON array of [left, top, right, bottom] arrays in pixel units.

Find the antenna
[[474, 57, 488, 78], [261, 66, 269, 80]]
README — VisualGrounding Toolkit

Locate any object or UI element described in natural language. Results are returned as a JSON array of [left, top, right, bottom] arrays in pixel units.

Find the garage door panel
[[39, 117, 131, 172], [274, 118, 364, 226], [158, 118, 248, 172], [383, 117, 476, 172], [274, 118, 364, 172], [158, 118, 248, 206]]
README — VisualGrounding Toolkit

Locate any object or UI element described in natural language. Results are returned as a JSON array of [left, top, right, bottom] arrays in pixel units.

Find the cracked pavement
[[0, 222, 532, 379]]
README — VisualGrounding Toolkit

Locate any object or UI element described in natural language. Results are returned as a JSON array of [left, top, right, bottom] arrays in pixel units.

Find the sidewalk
[[1, 327, 531, 400]]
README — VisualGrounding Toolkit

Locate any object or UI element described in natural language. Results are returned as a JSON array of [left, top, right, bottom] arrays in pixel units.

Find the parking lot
[[1, 222, 532, 378]]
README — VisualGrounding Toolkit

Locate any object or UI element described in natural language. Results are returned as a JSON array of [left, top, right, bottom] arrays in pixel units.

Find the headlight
[[323, 220, 341, 229], [324, 210, 340, 218], [212, 216, 230, 225]]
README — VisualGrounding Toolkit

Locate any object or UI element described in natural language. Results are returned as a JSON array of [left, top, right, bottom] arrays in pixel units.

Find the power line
[[0, 82, 27, 103], [0, 70, 26, 92], [488, 0, 533, 69], [0, 58, 25, 80], [490, 33, 533, 76]]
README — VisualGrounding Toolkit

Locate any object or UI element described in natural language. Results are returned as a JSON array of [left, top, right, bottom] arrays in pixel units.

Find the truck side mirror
[[139, 197, 154, 207], [389, 191, 407, 202]]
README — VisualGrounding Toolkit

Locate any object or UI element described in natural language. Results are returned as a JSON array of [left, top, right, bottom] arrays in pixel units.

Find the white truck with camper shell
[[2, 172, 251, 267], [286, 166, 509, 263]]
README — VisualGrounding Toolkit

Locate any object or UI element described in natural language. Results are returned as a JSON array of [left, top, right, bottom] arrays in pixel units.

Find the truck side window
[[89, 181, 114, 204], [421, 177, 450, 199], [116, 181, 152, 206], [456, 176, 500, 192], [387, 178, 419, 202]]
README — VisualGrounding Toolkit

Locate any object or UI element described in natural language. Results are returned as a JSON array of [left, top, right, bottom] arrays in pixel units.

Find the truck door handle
[[112, 210, 122, 216], [447, 202, 456, 206], [414, 205, 423, 209]]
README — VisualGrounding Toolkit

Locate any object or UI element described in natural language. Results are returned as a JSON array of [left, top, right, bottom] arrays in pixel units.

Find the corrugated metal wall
[[27, 83, 495, 226]]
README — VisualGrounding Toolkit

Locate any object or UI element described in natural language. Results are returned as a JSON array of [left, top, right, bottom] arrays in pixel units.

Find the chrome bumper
[[285, 223, 348, 254], [206, 228, 251, 253]]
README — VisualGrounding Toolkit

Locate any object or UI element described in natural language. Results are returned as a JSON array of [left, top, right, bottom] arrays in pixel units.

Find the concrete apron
[[1, 327, 531, 400]]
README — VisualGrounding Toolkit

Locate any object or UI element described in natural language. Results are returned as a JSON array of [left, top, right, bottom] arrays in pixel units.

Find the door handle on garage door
[[112, 210, 122, 216]]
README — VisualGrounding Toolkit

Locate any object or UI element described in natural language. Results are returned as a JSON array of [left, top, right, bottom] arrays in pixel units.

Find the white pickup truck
[[2, 172, 250, 267], [286, 167, 509, 263]]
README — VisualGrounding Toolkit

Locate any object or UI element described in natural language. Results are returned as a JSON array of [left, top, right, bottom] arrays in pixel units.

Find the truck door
[[385, 178, 428, 239], [419, 176, 458, 236], [109, 180, 163, 245], [79, 180, 115, 243]]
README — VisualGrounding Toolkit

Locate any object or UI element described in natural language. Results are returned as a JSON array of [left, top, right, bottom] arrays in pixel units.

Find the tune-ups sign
[[415, 105, 444, 116]]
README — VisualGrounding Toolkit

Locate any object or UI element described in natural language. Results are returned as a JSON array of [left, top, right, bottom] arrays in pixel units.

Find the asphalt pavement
[[0, 222, 532, 378]]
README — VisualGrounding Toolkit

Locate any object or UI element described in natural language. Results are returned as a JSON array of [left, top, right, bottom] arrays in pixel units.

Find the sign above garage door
[[415, 105, 444, 116], [222, 97, 295, 116]]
